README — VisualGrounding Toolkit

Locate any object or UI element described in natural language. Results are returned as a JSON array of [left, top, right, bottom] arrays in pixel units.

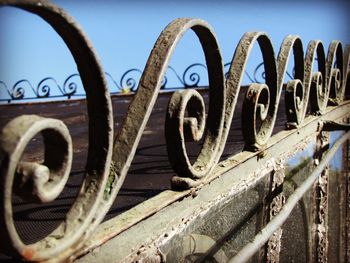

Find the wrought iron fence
[[0, 62, 285, 103], [0, 0, 349, 262]]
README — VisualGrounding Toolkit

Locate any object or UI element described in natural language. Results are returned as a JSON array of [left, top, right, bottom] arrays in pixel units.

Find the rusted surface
[[312, 130, 330, 263], [347, 141, 350, 263], [316, 133, 329, 263], [0, 89, 247, 262], [266, 169, 285, 263], [229, 131, 350, 263], [167, 30, 350, 188], [2, 115, 73, 204], [0, 0, 114, 261], [75, 102, 350, 263], [316, 168, 329, 263], [340, 137, 350, 263], [138, 18, 226, 189], [0, 1, 350, 261]]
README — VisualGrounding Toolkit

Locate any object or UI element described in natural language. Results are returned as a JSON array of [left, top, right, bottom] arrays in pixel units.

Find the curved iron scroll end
[[0, 0, 113, 261], [158, 19, 225, 189], [231, 33, 277, 153]]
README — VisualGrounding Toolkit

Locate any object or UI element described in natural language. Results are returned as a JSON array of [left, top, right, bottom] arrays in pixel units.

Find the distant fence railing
[[0, 62, 292, 104], [0, 0, 349, 262]]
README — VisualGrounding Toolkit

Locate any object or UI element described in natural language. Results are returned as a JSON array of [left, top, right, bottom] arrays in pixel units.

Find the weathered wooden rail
[[0, 0, 349, 262]]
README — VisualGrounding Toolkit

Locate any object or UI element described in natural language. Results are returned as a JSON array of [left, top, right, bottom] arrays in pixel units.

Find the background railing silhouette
[[0, 0, 349, 262], [0, 62, 291, 103]]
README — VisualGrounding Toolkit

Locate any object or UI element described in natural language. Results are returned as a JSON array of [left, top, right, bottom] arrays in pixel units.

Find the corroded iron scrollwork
[[167, 31, 350, 188], [0, 1, 350, 261], [108, 17, 226, 204], [0, 0, 113, 261]]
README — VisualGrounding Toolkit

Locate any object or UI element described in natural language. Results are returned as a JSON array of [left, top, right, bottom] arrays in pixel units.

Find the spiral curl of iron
[[62, 73, 80, 96], [0, 1, 113, 262], [12, 79, 32, 99], [37, 77, 64, 98], [165, 30, 350, 187], [119, 68, 143, 91]]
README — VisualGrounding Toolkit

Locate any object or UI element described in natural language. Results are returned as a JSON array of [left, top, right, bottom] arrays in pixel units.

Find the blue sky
[[0, 0, 349, 99]]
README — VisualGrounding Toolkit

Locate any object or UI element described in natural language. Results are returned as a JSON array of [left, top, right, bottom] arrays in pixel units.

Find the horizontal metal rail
[[73, 102, 350, 261], [229, 129, 350, 263]]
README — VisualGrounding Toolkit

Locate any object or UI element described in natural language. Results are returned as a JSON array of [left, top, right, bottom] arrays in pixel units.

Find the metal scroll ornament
[[0, 0, 113, 261], [167, 31, 350, 188], [106, 18, 226, 211], [0, 1, 350, 262], [0, 62, 272, 103]]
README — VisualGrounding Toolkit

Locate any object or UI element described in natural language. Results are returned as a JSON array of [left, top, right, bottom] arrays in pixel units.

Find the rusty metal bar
[[229, 130, 350, 263]]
